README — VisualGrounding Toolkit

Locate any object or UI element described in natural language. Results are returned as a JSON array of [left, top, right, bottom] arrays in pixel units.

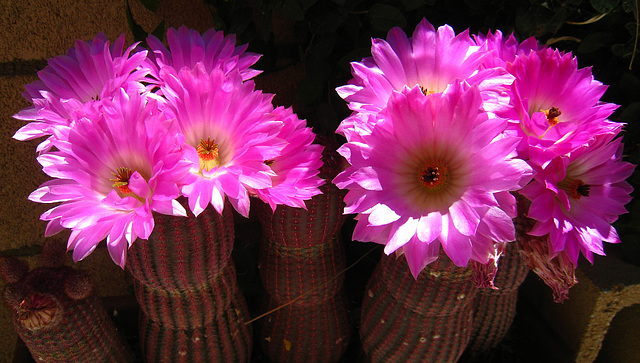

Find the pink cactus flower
[[251, 106, 325, 210], [13, 33, 150, 152], [519, 130, 634, 266], [335, 18, 514, 141], [506, 47, 619, 166], [160, 64, 286, 217], [145, 26, 261, 85], [333, 83, 532, 278], [28, 89, 190, 267], [473, 29, 541, 69]]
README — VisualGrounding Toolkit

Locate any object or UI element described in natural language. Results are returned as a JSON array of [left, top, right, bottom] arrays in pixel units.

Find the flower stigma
[[197, 137, 220, 172], [110, 167, 144, 201], [418, 160, 449, 193], [543, 106, 562, 127], [558, 178, 590, 199], [420, 86, 436, 96]]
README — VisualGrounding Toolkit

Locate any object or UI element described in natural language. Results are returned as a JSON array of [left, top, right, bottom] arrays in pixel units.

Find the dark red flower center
[[197, 137, 220, 172], [544, 107, 562, 127], [558, 178, 590, 199], [419, 161, 449, 193]]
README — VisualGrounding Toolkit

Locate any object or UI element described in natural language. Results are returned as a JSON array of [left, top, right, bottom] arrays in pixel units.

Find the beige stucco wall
[[0, 1, 218, 361]]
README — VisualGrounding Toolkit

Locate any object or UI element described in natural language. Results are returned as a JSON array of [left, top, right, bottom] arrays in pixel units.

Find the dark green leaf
[[338, 47, 372, 72], [515, 10, 536, 36], [300, 0, 320, 11], [622, 0, 636, 12], [400, 0, 426, 11], [611, 43, 632, 57], [620, 101, 640, 121], [311, 36, 336, 61], [625, 21, 637, 36], [311, 12, 344, 34], [283, 0, 305, 22], [126, 0, 148, 43], [296, 77, 323, 106], [619, 72, 640, 95], [259, 12, 272, 42], [590, 0, 621, 13], [369, 4, 407, 32], [229, 7, 253, 35], [139, 0, 160, 12], [577, 31, 613, 53], [151, 20, 165, 41]]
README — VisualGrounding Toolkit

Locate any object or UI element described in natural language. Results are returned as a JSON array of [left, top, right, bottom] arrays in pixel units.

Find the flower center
[[197, 137, 220, 173], [111, 167, 134, 194], [558, 178, 590, 199], [543, 106, 562, 127], [418, 160, 449, 193], [18, 293, 58, 330], [420, 86, 436, 96], [110, 167, 143, 201]]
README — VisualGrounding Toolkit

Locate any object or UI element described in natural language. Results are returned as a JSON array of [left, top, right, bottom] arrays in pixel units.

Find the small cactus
[[255, 137, 351, 363], [126, 199, 253, 362], [466, 243, 529, 356], [360, 253, 477, 363], [0, 239, 133, 363]]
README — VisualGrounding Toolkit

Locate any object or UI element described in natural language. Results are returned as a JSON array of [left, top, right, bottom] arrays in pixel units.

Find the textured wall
[[0, 1, 217, 361]]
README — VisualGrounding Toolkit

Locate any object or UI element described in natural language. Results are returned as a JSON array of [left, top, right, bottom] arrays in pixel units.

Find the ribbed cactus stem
[[467, 243, 529, 355], [360, 253, 477, 363], [0, 241, 133, 363], [254, 137, 351, 363], [126, 200, 252, 362], [255, 186, 351, 363]]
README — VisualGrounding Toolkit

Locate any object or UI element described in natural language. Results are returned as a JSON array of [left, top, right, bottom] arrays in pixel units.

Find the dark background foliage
[[128, 0, 640, 264]]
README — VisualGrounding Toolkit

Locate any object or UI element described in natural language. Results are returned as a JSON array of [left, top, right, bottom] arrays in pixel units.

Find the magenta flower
[[506, 47, 619, 166], [28, 89, 190, 267], [251, 106, 325, 210], [13, 33, 149, 152], [519, 130, 634, 265], [160, 64, 286, 218], [473, 29, 541, 69], [145, 26, 261, 85], [336, 18, 513, 141], [333, 83, 532, 277]]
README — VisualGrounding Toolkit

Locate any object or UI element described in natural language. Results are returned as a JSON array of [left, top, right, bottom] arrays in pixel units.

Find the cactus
[[126, 199, 252, 362], [466, 243, 529, 355], [360, 253, 477, 363], [0, 239, 133, 363], [254, 137, 351, 362]]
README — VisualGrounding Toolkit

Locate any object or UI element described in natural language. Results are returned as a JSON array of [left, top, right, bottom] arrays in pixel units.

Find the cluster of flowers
[[333, 19, 635, 299], [14, 28, 324, 268], [14, 19, 636, 302]]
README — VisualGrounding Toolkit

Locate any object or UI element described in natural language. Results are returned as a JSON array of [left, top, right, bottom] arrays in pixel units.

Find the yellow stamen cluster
[[197, 137, 220, 172], [543, 106, 562, 127], [110, 167, 134, 195], [420, 86, 436, 96]]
